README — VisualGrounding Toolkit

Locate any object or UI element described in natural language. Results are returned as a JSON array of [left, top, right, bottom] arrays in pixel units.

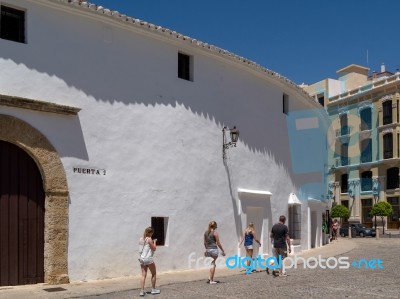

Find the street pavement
[[1, 234, 399, 299]]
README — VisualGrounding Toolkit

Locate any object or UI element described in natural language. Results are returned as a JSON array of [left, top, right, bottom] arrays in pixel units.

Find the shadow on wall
[[0, 54, 293, 168], [55, 114, 88, 160], [0, 3, 328, 175], [224, 158, 243, 243], [0, 2, 295, 167], [0, 109, 89, 161]]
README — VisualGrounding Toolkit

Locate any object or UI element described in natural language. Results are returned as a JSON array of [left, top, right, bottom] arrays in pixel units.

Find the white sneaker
[[139, 290, 146, 296], [151, 288, 161, 294], [209, 280, 218, 284]]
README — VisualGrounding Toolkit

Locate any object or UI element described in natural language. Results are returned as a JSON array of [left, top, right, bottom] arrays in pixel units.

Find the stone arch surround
[[0, 114, 69, 284]]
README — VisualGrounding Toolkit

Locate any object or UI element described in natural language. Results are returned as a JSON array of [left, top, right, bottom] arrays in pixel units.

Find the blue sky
[[90, 0, 400, 85]]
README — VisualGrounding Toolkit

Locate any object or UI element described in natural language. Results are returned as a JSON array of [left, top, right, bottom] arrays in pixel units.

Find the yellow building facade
[[304, 64, 400, 231]]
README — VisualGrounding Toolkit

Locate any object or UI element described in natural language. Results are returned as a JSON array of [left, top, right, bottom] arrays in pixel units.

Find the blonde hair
[[207, 221, 217, 234], [143, 226, 154, 239], [245, 222, 255, 234]]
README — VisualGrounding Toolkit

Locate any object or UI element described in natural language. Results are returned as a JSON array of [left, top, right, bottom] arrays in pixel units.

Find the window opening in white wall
[[288, 205, 301, 239], [151, 217, 168, 246], [283, 93, 289, 114], [178, 52, 192, 81], [0, 5, 25, 43]]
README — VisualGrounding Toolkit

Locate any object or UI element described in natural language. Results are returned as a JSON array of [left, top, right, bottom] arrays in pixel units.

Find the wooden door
[[0, 140, 44, 286]]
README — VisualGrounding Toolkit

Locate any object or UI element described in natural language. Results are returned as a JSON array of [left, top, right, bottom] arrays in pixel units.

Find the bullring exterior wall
[[0, 0, 329, 282]]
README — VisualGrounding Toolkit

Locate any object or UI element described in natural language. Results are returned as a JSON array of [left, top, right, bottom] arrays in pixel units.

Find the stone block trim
[[0, 114, 69, 284], [0, 94, 80, 115]]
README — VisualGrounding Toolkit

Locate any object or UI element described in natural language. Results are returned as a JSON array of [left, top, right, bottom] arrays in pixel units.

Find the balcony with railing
[[359, 122, 372, 132], [384, 149, 393, 159], [360, 153, 372, 163], [360, 178, 372, 192], [335, 157, 350, 167], [383, 114, 393, 126], [335, 127, 350, 137], [328, 73, 400, 103]]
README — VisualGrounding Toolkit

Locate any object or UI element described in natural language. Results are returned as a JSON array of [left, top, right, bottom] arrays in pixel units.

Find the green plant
[[330, 204, 350, 221], [370, 201, 393, 234]]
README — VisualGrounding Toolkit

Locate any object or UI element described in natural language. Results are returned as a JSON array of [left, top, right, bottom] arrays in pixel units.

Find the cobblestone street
[[84, 238, 400, 299]]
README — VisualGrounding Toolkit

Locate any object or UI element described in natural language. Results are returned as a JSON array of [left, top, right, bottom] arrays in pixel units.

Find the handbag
[[138, 237, 154, 264]]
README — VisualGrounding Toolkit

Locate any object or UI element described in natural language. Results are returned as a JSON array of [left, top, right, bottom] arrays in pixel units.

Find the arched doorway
[[0, 114, 69, 285], [0, 141, 45, 286]]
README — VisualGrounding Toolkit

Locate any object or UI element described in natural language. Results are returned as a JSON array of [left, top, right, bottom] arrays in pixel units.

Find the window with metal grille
[[360, 138, 372, 163], [382, 101, 392, 125], [360, 108, 372, 131], [386, 167, 399, 190], [361, 198, 373, 223], [383, 133, 393, 159], [361, 171, 372, 191], [288, 205, 301, 239], [341, 143, 348, 166], [178, 53, 192, 81], [340, 114, 349, 136], [387, 197, 400, 227], [0, 5, 25, 43], [151, 217, 168, 246], [341, 173, 348, 193]]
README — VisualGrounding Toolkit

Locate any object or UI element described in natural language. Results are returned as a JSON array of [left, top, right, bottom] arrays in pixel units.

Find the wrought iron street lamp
[[222, 126, 239, 160]]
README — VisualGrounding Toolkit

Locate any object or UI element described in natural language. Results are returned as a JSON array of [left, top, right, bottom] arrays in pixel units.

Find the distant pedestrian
[[138, 227, 161, 296], [238, 222, 261, 271], [331, 219, 339, 240], [204, 221, 226, 284], [270, 215, 291, 277]]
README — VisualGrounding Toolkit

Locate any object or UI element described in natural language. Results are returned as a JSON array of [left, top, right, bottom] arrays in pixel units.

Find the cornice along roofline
[[37, 0, 318, 107]]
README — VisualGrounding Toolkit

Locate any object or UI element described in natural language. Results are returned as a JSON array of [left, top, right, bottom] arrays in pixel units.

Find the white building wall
[[0, 0, 328, 281], [327, 79, 342, 98]]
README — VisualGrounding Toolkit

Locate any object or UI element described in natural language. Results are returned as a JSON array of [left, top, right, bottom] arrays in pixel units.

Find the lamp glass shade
[[230, 127, 239, 143]]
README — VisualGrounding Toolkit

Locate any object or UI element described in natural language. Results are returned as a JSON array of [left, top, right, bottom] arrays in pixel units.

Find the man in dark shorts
[[270, 215, 291, 277]]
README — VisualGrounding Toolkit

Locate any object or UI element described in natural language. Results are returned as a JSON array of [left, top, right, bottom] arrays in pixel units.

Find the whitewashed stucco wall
[[0, 0, 328, 281]]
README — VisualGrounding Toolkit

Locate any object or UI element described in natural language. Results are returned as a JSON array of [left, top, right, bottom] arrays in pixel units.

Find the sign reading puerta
[[73, 167, 106, 176]]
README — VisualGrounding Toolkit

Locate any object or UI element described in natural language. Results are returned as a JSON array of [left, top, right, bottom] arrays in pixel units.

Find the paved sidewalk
[[0, 238, 357, 299]]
